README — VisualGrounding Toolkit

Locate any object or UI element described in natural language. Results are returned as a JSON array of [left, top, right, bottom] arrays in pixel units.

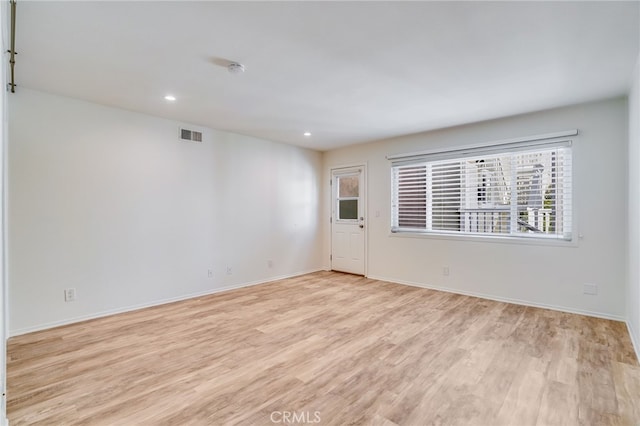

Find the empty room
[[0, 1, 639, 425]]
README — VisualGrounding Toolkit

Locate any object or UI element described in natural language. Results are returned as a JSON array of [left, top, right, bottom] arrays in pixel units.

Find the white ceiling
[[14, 1, 640, 151]]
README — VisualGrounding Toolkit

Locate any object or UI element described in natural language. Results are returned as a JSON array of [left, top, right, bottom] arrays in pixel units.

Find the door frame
[[330, 163, 367, 277]]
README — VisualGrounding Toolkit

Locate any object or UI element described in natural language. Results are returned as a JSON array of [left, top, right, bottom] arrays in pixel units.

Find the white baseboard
[[12, 269, 637, 363], [627, 320, 640, 363], [9, 269, 322, 337], [367, 274, 625, 322]]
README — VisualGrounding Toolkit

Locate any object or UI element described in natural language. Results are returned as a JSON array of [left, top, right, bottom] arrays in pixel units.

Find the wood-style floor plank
[[7, 271, 640, 425]]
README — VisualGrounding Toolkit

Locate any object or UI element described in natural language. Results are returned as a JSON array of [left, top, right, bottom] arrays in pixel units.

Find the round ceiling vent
[[228, 62, 245, 74]]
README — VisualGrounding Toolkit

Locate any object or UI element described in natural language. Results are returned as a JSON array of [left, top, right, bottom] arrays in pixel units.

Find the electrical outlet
[[226, 266, 232, 275], [267, 260, 274, 268], [64, 288, 76, 302], [207, 269, 213, 278], [443, 266, 450, 276], [583, 283, 598, 295]]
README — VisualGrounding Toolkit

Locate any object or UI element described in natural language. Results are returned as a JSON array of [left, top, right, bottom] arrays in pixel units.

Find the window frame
[[389, 132, 575, 244]]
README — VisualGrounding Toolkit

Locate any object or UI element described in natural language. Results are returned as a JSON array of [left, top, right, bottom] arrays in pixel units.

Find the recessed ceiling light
[[303, 132, 312, 137], [164, 95, 176, 101]]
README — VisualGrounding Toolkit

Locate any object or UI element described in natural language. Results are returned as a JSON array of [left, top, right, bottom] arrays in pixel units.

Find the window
[[391, 138, 573, 241], [336, 173, 360, 220]]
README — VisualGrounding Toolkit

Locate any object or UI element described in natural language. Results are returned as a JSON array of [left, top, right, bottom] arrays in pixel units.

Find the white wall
[[8, 88, 323, 335], [1, 0, 8, 422], [628, 54, 640, 356], [324, 98, 628, 319]]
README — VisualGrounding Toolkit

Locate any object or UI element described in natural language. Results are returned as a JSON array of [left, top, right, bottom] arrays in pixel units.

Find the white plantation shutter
[[391, 136, 573, 241], [392, 165, 427, 229]]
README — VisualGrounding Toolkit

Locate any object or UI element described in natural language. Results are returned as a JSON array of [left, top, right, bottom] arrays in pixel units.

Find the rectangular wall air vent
[[180, 127, 203, 142]]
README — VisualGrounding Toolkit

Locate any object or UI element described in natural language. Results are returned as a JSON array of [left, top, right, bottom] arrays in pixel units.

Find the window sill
[[388, 230, 579, 247]]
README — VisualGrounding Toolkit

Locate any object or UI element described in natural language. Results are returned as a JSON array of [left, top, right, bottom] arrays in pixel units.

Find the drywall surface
[[628, 55, 640, 356], [1, 0, 9, 422], [8, 89, 322, 334], [324, 98, 628, 319]]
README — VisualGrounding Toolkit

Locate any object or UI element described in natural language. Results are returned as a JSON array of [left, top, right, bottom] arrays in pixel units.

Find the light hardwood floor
[[7, 271, 640, 425]]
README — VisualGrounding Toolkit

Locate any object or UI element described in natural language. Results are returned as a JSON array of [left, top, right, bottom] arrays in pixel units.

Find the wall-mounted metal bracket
[[8, 0, 17, 93]]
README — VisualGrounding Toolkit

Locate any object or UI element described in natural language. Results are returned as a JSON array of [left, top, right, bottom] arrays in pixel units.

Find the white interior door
[[331, 166, 365, 275]]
